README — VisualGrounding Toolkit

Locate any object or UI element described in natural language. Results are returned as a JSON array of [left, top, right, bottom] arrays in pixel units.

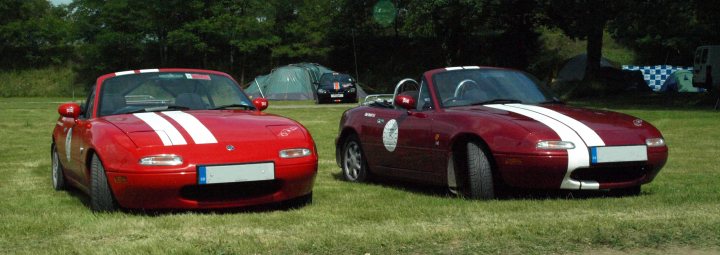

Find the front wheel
[[90, 154, 118, 212], [462, 141, 495, 199], [341, 135, 369, 182], [51, 145, 66, 191]]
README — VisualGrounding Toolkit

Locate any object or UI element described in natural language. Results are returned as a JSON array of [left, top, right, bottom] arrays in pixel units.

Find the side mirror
[[58, 103, 81, 119], [394, 94, 416, 110], [253, 97, 269, 111]]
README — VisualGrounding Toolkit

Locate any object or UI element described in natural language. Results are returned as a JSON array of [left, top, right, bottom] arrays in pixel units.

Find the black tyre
[[463, 141, 495, 199], [341, 135, 369, 182], [51, 145, 66, 191], [282, 192, 313, 210], [90, 154, 118, 212]]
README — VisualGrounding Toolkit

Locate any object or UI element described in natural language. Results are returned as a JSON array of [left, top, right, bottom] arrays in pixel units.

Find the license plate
[[331, 93, 344, 98], [198, 162, 274, 185], [590, 145, 647, 164]]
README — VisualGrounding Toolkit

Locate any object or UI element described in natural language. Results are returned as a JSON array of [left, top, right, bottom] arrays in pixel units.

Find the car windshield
[[98, 72, 254, 116], [319, 73, 355, 89], [433, 69, 555, 108]]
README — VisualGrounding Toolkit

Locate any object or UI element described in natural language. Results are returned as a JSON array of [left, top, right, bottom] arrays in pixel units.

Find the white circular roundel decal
[[382, 119, 399, 152]]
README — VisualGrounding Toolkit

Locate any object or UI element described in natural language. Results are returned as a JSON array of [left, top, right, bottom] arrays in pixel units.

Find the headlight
[[279, 148, 311, 158], [318, 89, 327, 94], [536, 140, 575, 150], [139, 154, 183, 166], [347, 87, 356, 93], [645, 138, 665, 147]]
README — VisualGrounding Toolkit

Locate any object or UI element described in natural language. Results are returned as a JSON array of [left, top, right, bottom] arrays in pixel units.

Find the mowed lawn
[[1, 97, 719, 254]]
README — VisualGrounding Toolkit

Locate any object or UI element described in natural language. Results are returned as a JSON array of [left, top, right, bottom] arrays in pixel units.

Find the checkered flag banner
[[622, 65, 693, 92]]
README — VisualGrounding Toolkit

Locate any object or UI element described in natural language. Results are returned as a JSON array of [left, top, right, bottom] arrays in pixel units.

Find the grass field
[[1, 97, 719, 254]]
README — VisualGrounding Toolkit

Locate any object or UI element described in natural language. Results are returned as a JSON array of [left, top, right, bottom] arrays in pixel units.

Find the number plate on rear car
[[331, 94, 344, 98]]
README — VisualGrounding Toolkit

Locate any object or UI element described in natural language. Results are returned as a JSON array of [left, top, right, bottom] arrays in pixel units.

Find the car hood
[[101, 110, 307, 152], [456, 103, 661, 146]]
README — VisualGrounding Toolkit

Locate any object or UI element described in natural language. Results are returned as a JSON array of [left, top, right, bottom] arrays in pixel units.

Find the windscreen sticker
[[382, 119, 398, 152], [185, 73, 211, 80]]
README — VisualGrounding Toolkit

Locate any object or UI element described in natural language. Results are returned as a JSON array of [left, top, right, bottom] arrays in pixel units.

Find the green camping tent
[[244, 66, 317, 100], [662, 70, 705, 93]]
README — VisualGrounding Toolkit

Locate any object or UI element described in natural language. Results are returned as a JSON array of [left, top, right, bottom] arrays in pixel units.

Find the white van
[[693, 45, 720, 90]]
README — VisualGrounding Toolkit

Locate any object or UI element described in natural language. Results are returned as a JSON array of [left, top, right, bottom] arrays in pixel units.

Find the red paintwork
[[336, 67, 668, 190], [52, 69, 317, 209]]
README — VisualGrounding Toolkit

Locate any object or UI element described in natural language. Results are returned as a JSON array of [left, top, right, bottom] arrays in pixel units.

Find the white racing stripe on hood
[[162, 111, 218, 144], [133, 112, 187, 146], [486, 104, 597, 189], [505, 104, 605, 147]]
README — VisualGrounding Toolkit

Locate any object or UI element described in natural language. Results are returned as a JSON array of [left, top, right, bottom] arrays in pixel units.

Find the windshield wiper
[[539, 98, 564, 104], [210, 104, 254, 110], [471, 99, 522, 105], [124, 105, 190, 114]]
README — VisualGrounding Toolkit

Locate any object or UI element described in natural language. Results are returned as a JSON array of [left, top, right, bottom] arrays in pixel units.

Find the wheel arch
[[448, 132, 502, 186], [335, 127, 359, 168]]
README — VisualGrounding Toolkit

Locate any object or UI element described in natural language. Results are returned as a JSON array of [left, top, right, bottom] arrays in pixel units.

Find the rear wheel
[[90, 154, 118, 212], [462, 141, 495, 199], [51, 145, 66, 190], [341, 135, 369, 182]]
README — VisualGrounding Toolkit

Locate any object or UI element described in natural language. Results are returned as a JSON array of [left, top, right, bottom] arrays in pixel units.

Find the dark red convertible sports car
[[52, 69, 317, 211], [336, 66, 667, 199]]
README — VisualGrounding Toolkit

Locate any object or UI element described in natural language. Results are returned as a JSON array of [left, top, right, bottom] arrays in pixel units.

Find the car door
[[359, 80, 435, 177], [66, 86, 96, 184]]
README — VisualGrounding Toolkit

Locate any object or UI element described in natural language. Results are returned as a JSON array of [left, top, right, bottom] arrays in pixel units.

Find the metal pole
[[352, 28, 360, 83]]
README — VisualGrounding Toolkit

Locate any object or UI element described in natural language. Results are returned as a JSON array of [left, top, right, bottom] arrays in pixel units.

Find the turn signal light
[[645, 138, 665, 147], [279, 148, 311, 158], [536, 140, 575, 150], [139, 155, 183, 166]]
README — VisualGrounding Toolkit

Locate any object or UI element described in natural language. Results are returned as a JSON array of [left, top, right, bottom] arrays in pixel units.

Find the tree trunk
[[584, 25, 604, 81]]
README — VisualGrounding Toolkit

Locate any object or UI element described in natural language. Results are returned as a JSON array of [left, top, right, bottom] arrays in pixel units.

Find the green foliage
[[609, 0, 708, 65], [0, 66, 83, 97], [0, 0, 73, 69]]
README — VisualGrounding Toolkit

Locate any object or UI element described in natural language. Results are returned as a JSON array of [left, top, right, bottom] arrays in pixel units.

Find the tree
[[545, 0, 622, 80], [0, 0, 72, 69]]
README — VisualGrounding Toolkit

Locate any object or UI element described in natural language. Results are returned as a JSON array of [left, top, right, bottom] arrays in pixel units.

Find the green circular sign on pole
[[373, 0, 396, 27]]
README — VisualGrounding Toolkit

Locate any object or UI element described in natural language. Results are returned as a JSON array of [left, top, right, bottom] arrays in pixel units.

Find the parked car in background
[[693, 45, 720, 91], [52, 68, 317, 211], [336, 66, 668, 199], [316, 73, 358, 104]]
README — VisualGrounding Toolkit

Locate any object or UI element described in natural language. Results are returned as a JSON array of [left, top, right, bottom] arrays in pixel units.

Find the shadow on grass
[[332, 171, 647, 201], [62, 185, 310, 216]]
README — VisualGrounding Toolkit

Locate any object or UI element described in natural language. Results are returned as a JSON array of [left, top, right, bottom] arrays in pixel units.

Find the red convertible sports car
[[52, 69, 317, 211], [336, 66, 667, 199]]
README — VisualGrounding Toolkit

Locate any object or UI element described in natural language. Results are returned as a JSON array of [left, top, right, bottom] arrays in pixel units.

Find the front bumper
[[106, 161, 317, 209], [494, 148, 667, 190]]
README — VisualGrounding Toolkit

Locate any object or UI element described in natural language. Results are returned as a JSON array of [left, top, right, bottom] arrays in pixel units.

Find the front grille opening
[[180, 180, 282, 202], [571, 164, 649, 183]]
